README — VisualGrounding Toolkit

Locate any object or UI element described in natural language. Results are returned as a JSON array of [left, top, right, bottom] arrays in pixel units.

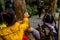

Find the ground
[[29, 14, 44, 28]]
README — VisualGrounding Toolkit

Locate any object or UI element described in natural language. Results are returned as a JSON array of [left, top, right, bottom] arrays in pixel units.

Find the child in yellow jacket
[[0, 11, 29, 40]]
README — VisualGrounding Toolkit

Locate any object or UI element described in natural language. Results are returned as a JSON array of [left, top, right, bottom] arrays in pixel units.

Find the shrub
[[26, 5, 37, 17]]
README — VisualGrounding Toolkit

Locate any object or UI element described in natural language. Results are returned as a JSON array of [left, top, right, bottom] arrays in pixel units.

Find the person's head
[[44, 3, 51, 13], [2, 10, 16, 26], [42, 13, 54, 24], [0, 13, 3, 24]]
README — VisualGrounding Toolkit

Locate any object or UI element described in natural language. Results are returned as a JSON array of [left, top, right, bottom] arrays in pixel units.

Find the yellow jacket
[[0, 18, 28, 40]]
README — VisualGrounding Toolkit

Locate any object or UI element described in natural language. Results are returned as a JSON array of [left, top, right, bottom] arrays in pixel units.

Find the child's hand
[[24, 12, 29, 18], [28, 27, 33, 32]]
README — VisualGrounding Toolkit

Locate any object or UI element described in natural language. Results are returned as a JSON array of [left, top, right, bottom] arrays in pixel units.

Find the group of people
[[0, 9, 58, 40], [36, 2, 58, 40], [0, 0, 58, 40]]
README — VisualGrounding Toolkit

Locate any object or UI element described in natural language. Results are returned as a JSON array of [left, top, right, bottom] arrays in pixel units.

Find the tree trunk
[[51, 0, 57, 17], [58, 11, 60, 40], [13, 0, 27, 20]]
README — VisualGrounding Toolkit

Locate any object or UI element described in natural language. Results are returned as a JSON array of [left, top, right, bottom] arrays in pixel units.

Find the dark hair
[[0, 13, 3, 24], [43, 13, 55, 24], [2, 10, 15, 25]]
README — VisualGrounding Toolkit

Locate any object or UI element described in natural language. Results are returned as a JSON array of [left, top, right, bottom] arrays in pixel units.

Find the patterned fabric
[[0, 18, 28, 40], [45, 23, 57, 33]]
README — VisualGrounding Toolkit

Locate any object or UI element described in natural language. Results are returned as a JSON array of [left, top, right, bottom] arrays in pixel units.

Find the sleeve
[[20, 18, 29, 31], [32, 28, 40, 40]]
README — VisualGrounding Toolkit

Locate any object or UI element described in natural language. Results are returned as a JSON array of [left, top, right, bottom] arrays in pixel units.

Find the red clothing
[[23, 35, 28, 40]]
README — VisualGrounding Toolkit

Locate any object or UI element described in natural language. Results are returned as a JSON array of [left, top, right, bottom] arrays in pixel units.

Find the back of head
[[43, 13, 54, 24], [2, 10, 15, 25], [44, 2, 51, 13]]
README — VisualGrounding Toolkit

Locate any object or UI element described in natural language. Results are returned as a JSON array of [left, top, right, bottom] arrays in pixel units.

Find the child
[[42, 13, 58, 40], [0, 10, 29, 40]]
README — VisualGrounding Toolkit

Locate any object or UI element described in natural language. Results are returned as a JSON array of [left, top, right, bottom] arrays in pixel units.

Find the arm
[[20, 12, 29, 31], [28, 27, 40, 40]]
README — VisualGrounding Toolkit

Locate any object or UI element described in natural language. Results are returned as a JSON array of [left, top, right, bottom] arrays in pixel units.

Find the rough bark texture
[[51, 0, 57, 17], [13, 0, 27, 20], [59, 12, 60, 40]]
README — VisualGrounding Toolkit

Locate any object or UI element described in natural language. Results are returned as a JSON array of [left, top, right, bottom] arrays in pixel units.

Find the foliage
[[44, 0, 52, 3], [25, 0, 52, 17], [44, 0, 60, 7], [26, 5, 37, 17], [0, 0, 5, 10], [25, 0, 36, 4]]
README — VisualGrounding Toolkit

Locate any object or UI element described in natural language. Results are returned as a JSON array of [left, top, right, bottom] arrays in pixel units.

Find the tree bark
[[51, 0, 57, 17], [58, 11, 60, 40], [13, 0, 27, 20]]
